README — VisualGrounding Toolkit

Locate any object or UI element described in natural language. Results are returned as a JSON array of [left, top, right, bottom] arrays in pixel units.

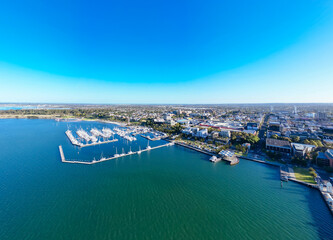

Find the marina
[[65, 128, 118, 147]]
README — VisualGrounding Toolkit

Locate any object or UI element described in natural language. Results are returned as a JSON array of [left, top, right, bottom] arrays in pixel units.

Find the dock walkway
[[80, 139, 118, 148]]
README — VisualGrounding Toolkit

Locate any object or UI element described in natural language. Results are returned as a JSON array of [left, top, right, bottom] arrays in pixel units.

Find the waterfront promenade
[[175, 141, 239, 165]]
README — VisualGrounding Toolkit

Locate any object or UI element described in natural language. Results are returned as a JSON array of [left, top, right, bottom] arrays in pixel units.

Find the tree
[[303, 139, 311, 145]]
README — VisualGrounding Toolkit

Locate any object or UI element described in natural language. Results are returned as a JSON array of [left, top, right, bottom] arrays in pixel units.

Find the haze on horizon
[[0, 0, 333, 104]]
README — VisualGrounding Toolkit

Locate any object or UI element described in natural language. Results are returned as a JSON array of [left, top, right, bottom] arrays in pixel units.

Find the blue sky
[[0, 0, 333, 104]]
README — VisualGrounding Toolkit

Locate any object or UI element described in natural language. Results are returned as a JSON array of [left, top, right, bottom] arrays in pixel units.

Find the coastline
[[175, 140, 333, 215], [0, 115, 127, 126]]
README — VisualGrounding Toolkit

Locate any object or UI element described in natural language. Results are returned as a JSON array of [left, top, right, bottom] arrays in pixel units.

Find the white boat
[[128, 146, 133, 154], [209, 156, 218, 162], [147, 140, 151, 150], [114, 148, 119, 157]]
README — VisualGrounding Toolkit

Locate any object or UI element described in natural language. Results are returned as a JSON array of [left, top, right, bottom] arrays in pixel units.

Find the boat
[[137, 146, 142, 154], [209, 156, 218, 162], [114, 148, 120, 157], [147, 140, 151, 150], [128, 146, 133, 154]]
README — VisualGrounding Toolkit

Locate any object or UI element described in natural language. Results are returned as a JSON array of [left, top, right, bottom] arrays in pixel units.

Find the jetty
[[280, 166, 290, 181], [59, 142, 174, 165], [59, 145, 92, 164], [80, 139, 118, 148]]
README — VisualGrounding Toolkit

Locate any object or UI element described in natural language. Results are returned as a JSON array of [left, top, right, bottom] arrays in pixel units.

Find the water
[[0, 106, 69, 110], [0, 119, 332, 240], [0, 106, 33, 110]]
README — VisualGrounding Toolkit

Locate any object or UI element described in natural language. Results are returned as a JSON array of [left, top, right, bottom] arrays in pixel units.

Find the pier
[[80, 139, 118, 148], [59, 142, 174, 165], [59, 145, 65, 162], [280, 166, 290, 181]]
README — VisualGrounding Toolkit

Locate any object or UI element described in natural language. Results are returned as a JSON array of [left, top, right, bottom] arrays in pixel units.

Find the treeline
[[145, 120, 184, 134], [230, 132, 260, 145]]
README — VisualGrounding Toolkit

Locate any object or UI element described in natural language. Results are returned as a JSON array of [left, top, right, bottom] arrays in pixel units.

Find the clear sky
[[0, 0, 333, 104]]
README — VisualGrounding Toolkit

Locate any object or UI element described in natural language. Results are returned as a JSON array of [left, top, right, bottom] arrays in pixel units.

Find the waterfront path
[[174, 142, 215, 156], [174, 141, 239, 165]]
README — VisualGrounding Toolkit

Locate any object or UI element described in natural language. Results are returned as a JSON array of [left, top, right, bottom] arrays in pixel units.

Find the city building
[[268, 122, 281, 131], [197, 129, 208, 138], [266, 138, 291, 153], [290, 143, 316, 157], [177, 119, 190, 126], [317, 149, 333, 167], [247, 122, 258, 130], [243, 129, 256, 135], [219, 130, 231, 138], [318, 112, 327, 120]]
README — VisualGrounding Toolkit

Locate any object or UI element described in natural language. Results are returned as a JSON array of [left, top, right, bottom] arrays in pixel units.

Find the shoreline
[[3, 117, 332, 215], [0, 115, 127, 126], [174, 140, 333, 215]]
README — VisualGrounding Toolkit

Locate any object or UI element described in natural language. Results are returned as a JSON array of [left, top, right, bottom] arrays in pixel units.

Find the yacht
[[147, 140, 151, 150], [114, 148, 120, 157], [137, 146, 142, 154], [209, 156, 218, 163], [128, 147, 133, 154]]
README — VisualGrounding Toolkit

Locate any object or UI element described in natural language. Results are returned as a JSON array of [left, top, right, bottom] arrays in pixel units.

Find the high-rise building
[[318, 112, 327, 120]]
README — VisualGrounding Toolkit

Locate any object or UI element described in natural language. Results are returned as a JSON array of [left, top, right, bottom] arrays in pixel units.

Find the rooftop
[[291, 143, 316, 151], [266, 138, 291, 148]]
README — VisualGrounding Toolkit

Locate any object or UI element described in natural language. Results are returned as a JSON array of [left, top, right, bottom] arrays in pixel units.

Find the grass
[[293, 167, 316, 184]]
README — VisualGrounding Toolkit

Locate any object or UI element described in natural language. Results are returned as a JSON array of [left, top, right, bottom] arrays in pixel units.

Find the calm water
[[0, 119, 332, 240]]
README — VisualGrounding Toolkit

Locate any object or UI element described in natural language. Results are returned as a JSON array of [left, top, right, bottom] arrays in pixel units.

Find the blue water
[[0, 106, 31, 110], [0, 119, 332, 240]]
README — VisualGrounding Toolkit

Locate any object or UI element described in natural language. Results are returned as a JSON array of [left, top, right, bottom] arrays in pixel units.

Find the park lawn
[[293, 167, 316, 184]]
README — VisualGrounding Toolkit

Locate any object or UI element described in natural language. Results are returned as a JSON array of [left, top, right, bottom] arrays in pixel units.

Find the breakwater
[[59, 142, 174, 165]]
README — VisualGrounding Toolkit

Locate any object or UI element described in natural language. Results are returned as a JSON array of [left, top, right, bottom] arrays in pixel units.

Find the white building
[[197, 129, 208, 138], [219, 130, 231, 138]]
